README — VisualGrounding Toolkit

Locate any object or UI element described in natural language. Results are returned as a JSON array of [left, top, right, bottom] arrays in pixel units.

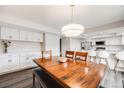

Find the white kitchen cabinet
[[0, 55, 10, 74], [0, 52, 40, 74], [105, 36, 122, 45], [8, 54, 19, 71], [20, 30, 43, 42], [106, 37, 113, 45], [20, 30, 33, 41], [26, 31, 33, 41], [19, 52, 41, 69], [91, 40, 96, 46], [0, 26, 19, 40], [20, 53, 32, 68], [20, 30, 27, 41], [122, 35, 124, 45], [33, 32, 43, 42], [1, 26, 43, 42], [0, 27, 9, 40], [31, 52, 41, 66], [114, 36, 122, 45], [0, 54, 19, 74]]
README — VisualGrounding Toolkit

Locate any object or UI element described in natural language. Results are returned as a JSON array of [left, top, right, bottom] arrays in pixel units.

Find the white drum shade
[[61, 23, 84, 37]]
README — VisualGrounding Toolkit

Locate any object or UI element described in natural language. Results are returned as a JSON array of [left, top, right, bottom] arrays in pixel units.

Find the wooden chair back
[[65, 51, 75, 60], [42, 50, 52, 60], [75, 51, 88, 61]]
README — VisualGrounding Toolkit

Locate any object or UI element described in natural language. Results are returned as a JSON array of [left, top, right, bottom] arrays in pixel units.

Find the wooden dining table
[[33, 56, 107, 88]]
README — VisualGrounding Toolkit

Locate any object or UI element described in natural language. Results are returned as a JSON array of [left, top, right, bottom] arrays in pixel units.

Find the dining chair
[[114, 51, 124, 72], [33, 68, 63, 88], [42, 50, 52, 60], [88, 50, 96, 62], [75, 51, 88, 62], [33, 50, 61, 88], [65, 51, 75, 60], [97, 51, 110, 69]]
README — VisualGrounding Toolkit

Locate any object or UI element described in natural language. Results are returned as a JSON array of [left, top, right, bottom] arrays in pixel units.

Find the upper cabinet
[[105, 36, 122, 45], [33, 32, 43, 42], [122, 35, 124, 45], [0, 26, 43, 42], [0, 26, 19, 40], [20, 30, 33, 41], [20, 30, 43, 42]]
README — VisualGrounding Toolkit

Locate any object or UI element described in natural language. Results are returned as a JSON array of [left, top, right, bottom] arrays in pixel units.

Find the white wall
[[61, 37, 70, 57], [0, 40, 41, 54], [45, 33, 60, 56], [0, 14, 60, 35], [61, 37, 82, 56], [70, 38, 81, 51]]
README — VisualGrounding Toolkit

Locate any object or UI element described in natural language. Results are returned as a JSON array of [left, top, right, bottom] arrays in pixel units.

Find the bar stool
[[97, 51, 110, 69], [114, 51, 124, 72], [88, 50, 96, 62]]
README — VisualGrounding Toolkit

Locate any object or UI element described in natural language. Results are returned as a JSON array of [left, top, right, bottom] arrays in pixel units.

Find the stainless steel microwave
[[96, 41, 105, 45]]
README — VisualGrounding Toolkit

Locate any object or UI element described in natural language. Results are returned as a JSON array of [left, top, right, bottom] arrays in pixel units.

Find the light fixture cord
[[71, 5, 74, 23]]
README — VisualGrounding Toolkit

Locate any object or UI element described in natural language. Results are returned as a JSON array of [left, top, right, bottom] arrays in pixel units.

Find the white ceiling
[[0, 5, 124, 33]]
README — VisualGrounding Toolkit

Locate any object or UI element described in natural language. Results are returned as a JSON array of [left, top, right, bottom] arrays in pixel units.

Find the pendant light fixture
[[61, 5, 84, 37]]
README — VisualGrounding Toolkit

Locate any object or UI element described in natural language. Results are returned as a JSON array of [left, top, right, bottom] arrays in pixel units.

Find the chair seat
[[33, 69, 63, 88]]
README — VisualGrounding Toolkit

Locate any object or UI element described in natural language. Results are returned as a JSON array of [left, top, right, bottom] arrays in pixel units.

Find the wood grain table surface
[[33, 56, 107, 88]]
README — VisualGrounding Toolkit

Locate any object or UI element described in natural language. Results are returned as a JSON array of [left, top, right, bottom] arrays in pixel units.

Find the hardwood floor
[[0, 68, 124, 88], [100, 69, 124, 88], [0, 68, 35, 88]]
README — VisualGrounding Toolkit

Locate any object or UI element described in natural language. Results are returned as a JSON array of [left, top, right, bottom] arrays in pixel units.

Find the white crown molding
[[0, 14, 60, 35]]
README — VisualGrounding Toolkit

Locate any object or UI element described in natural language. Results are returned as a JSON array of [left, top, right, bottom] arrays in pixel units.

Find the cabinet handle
[[26, 57, 29, 60], [8, 60, 12, 62], [26, 38, 28, 40], [9, 36, 12, 39]]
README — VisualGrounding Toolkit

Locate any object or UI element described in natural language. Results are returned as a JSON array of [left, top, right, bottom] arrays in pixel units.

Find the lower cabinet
[[0, 53, 19, 74], [19, 52, 41, 69], [0, 52, 41, 75]]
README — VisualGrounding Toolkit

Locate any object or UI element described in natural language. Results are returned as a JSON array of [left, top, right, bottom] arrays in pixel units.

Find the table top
[[33, 56, 107, 88]]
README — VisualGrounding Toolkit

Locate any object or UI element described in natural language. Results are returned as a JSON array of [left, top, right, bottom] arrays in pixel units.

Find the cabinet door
[[0, 55, 10, 74], [20, 53, 33, 68], [20, 53, 28, 68], [8, 54, 19, 71], [26, 54, 34, 67], [32, 32, 43, 42], [1, 27, 10, 40], [0, 26, 19, 40], [20, 30, 27, 41], [26, 31, 33, 41], [113, 36, 121, 45], [32, 52, 41, 66], [122, 35, 124, 45], [36, 33, 43, 42], [38, 33, 43, 42], [91, 40, 95, 46], [10, 28, 19, 40]]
